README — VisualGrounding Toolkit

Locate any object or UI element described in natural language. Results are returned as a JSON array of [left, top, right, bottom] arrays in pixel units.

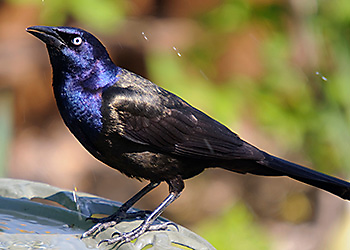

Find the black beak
[[26, 26, 65, 48]]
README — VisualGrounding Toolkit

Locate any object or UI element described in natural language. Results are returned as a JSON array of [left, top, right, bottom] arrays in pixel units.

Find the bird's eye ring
[[72, 37, 82, 46]]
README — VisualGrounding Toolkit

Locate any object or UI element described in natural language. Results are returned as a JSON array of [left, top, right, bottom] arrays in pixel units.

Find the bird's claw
[[99, 221, 174, 246], [81, 221, 118, 239], [111, 230, 122, 237], [161, 221, 179, 231], [82, 210, 149, 239]]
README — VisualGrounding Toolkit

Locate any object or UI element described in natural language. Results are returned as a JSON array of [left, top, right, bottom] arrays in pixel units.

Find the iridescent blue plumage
[[55, 62, 120, 132], [41, 26, 120, 133]]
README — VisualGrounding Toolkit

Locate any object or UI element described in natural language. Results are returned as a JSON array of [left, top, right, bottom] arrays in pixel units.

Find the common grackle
[[26, 26, 350, 245]]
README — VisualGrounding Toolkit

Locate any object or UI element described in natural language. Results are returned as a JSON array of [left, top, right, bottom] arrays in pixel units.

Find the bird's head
[[26, 26, 117, 88]]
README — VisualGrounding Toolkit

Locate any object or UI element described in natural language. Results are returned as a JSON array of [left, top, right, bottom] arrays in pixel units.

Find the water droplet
[[141, 32, 148, 41], [199, 69, 209, 81], [172, 46, 182, 57], [73, 186, 78, 203], [316, 71, 328, 81], [72, 186, 82, 219], [203, 139, 214, 154]]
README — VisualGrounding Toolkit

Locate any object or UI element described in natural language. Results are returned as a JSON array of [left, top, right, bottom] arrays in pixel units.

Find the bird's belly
[[89, 136, 204, 182], [95, 145, 183, 181]]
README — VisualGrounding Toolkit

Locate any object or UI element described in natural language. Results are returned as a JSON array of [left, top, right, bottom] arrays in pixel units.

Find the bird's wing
[[105, 85, 262, 160]]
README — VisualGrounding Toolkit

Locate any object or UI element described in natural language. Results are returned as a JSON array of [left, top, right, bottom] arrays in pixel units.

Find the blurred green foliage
[[199, 0, 251, 33], [7, 0, 126, 31], [196, 202, 271, 250], [0, 89, 13, 177]]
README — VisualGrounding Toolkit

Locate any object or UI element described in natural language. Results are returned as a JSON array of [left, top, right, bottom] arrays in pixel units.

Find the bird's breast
[[54, 82, 105, 138]]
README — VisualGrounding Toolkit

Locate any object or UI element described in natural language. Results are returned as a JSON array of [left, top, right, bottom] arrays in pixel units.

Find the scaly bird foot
[[81, 210, 148, 239], [98, 221, 177, 246]]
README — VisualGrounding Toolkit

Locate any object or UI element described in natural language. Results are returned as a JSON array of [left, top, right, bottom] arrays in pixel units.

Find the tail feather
[[260, 153, 350, 200]]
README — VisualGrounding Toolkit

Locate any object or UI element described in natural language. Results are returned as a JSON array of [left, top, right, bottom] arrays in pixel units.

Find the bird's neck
[[52, 56, 119, 89]]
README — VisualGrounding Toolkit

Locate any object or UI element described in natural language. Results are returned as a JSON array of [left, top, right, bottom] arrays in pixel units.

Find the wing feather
[[104, 82, 262, 160]]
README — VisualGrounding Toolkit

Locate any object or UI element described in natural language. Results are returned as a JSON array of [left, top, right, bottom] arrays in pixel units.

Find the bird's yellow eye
[[72, 36, 82, 46]]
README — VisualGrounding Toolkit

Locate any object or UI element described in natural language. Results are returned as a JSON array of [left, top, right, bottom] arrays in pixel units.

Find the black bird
[[27, 25, 350, 245]]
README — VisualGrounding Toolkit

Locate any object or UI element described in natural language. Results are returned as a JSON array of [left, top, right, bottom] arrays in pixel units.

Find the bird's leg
[[82, 182, 160, 238], [100, 192, 179, 245], [99, 176, 184, 246]]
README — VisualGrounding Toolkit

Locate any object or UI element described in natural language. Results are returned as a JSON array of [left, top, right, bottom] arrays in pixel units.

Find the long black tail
[[259, 152, 350, 200]]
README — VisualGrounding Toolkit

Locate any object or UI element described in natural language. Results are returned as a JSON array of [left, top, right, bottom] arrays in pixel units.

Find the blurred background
[[1, 0, 350, 249]]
